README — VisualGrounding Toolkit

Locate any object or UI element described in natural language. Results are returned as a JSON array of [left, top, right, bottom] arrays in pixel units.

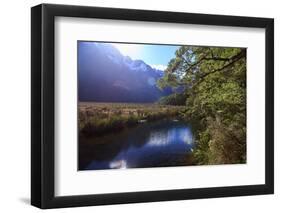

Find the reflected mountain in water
[[79, 120, 194, 170]]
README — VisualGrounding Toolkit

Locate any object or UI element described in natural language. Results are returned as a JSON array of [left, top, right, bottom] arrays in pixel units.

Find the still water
[[79, 120, 194, 170]]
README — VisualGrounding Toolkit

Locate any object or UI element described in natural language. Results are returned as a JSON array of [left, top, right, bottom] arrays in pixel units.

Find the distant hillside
[[78, 42, 172, 102]]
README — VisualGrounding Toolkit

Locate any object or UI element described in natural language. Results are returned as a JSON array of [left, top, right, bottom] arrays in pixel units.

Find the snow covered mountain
[[78, 42, 172, 103]]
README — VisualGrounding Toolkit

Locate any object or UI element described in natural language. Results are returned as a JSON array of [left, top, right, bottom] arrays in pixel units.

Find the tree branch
[[204, 57, 231, 61], [192, 49, 246, 87], [184, 49, 245, 74]]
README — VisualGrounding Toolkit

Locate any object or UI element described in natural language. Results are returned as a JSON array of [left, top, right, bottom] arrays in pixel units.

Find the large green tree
[[158, 46, 246, 164]]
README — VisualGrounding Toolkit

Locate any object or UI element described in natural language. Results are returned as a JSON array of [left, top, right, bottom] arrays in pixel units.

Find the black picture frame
[[31, 3, 274, 209]]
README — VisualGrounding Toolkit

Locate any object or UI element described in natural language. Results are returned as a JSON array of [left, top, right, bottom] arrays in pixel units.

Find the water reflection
[[79, 120, 194, 170], [147, 127, 193, 147], [109, 159, 127, 169]]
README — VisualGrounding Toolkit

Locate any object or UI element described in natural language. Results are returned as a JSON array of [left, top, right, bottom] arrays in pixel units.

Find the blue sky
[[111, 42, 180, 70]]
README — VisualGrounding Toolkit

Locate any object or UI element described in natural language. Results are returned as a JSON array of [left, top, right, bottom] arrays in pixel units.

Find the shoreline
[[79, 102, 185, 137]]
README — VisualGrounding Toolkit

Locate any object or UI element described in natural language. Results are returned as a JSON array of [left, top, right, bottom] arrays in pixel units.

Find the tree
[[157, 46, 246, 164]]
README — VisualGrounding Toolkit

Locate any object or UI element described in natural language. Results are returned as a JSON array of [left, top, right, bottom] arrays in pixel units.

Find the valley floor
[[78, 102, 185, 137]]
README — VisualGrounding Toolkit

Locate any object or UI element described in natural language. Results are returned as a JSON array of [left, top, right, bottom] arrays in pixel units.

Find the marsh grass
[[79, 102, 184, 137]]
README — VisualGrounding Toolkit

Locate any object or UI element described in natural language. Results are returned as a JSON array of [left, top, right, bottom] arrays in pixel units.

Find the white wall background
[[0, 0, 279, 212]]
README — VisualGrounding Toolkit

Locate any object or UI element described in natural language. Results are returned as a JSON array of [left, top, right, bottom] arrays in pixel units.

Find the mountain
[[78, 42, 172, 103]]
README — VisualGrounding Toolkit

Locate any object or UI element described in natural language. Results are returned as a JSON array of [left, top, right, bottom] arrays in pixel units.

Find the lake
[[79, 120, 194, 170]]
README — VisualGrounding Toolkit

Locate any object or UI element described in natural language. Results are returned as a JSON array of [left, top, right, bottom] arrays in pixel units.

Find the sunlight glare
[[112, 43, 141, 58]]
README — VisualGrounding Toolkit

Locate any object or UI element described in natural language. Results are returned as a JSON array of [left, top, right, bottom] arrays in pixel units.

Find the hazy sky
[[111, 42, 180, 70]]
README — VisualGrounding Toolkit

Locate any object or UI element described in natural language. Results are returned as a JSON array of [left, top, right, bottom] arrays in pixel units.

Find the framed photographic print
[[31, 3, 274, 209]]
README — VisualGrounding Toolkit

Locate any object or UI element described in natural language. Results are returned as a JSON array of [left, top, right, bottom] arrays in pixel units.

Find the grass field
[[79, 102, 185, 137]]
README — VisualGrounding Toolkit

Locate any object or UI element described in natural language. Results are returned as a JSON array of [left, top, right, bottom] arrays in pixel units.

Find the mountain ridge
[[78, 42, 172, 103]]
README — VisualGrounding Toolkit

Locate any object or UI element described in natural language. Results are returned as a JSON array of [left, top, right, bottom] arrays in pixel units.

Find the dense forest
[[157, 46, 247, 165]]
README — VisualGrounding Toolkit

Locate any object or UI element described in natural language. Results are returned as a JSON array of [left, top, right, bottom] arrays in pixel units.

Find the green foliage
[[158, 92, 187, 106], [157, 46, 247, 165], [157, 73, 179, 89]]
